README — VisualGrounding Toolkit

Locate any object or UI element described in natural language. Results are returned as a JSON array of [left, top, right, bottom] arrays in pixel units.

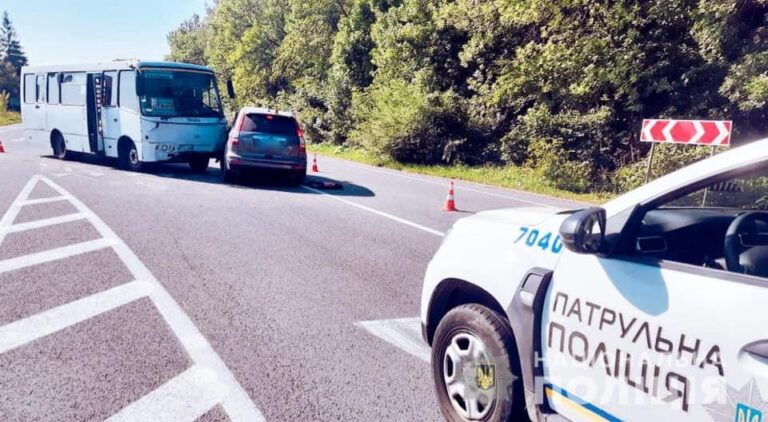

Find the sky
[[2, 0, 209, 66]]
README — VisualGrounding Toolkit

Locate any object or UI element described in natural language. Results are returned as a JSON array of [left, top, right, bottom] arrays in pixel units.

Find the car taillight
[[297, 126, 306, 153], [229, 113, 246, 154]]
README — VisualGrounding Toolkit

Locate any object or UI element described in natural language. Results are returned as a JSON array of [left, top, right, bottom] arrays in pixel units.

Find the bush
[[613, 144, 722, 192], [350, 79, 468, 164], [527, 138, 593, 193]]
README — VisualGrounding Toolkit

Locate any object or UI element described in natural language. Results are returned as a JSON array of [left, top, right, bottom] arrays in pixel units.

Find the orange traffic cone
[[311, 154, 319, 173], [442, 181, 457, 212], [0, 140, 5, 153]]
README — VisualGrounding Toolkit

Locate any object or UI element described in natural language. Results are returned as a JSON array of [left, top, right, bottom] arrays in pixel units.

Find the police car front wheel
[[432, 304, 527, 422]]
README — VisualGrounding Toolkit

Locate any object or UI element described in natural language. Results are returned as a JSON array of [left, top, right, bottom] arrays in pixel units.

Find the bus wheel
[[189, 156, 210, 173], [119, 140, 142, 172], [52, 133, 68, 160]]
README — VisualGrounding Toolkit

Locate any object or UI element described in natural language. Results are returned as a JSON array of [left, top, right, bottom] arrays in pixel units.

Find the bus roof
[[21, 61, 214, 74]]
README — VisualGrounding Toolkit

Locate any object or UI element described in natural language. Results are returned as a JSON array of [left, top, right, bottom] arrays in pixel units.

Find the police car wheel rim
[[443, 332, 495, 420]]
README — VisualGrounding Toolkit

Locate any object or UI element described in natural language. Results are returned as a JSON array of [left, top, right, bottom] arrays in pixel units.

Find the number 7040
[[514, 227, 563, 254]]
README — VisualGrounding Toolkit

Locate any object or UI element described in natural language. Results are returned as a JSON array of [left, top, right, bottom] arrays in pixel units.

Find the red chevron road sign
[[641, 119, 732, 146]]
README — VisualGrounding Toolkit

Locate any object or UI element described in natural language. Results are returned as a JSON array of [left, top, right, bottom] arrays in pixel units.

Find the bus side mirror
[[559, 208, 606, 254], [226, 79, 236, 99]]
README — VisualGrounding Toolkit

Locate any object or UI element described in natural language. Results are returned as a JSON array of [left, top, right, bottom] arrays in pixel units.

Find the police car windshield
[[138, 70, 223, 118]]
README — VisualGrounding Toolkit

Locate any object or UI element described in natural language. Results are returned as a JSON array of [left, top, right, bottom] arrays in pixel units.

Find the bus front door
[[86, 73, 104, 155]]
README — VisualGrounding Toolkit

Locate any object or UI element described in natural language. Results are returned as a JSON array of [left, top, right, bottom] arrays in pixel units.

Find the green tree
[[167, 0, 768, 194], [167, 13, 209, 65], [0, 11, 27, 74]]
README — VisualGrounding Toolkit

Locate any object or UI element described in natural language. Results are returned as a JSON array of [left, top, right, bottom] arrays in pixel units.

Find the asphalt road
[[0, 124, 581, 422]]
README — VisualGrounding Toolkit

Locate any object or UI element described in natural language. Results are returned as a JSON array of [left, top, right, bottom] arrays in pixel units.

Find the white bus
[[20, 61, 228, 172]]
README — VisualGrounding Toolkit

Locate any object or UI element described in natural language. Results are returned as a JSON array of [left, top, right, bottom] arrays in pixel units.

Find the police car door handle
[[743, 341, 768, 360]]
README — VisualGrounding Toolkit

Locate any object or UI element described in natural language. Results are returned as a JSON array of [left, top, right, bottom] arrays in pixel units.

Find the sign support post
[[643, 143, 656, 184], [700, 146, 718, 207]]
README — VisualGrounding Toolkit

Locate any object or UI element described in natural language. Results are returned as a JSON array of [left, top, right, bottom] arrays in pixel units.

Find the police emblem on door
[[704, 380, 767, 422]]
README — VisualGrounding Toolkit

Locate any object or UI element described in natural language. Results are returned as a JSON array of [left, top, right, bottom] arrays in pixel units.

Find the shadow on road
[[40, 154, 376, 198]]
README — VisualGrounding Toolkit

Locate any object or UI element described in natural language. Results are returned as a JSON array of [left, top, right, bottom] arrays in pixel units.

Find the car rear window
[[241, 114, 298, 135]]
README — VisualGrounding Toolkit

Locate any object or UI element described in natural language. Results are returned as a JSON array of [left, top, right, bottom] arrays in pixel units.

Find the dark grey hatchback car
[[221, 107, 307, 183]]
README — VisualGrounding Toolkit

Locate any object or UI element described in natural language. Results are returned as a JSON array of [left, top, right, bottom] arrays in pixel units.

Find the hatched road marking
[[106, 365, 229, 422], [0, 175, 265, 422], [355, 317, 431, 363]]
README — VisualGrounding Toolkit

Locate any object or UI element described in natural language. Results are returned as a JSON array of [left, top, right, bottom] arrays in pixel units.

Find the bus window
[[104, 71, 117, 107], [61, 73, 86, 106], [137, 69, 223, 118], [48, 73, 59, 105], [119, 70, 138, 112], [23, 74, 35, 104], [35, 75, 47, 103]]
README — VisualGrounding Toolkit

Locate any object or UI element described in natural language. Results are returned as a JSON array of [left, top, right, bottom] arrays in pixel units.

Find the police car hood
[[456, 207, 566, 229]]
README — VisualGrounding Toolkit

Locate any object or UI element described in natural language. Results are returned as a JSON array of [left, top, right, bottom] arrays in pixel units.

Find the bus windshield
[[138, 69, 223, 118]]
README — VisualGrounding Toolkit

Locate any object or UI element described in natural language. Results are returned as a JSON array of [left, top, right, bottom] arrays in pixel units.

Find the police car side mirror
[[559, 208, 606, 254]]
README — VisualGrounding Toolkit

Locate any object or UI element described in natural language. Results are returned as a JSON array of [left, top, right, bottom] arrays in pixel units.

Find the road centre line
[[327, 157, 560, 208], [38, 176, 265, 422], [106, 365, 229, 422], [355, 318, 431, 363], [0, 238, 115, 274], [1, 212, 86, 235], [0, 280, 153, 354], [301, 185, 445, 237]]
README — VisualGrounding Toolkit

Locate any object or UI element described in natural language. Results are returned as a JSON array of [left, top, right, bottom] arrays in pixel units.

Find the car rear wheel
[[432, 304, 527, 422], [289, 170, 305, 185], [189, 156, 210, 173], [221, 159, 239, 183], [118, 140, 142, 172]]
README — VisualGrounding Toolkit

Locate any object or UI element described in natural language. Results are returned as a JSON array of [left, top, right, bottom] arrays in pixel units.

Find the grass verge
[[308, 144, 613, 204], [0, 111, 21, 126]]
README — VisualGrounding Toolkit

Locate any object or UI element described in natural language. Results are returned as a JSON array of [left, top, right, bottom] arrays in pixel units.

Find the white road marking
[[83, 170, 105, 178], [355, 317, 431, 363], [9, 138, 23, 143], [106, 365, 229, 422], [321, 157, 562, 208], [34, 176, 264, 421], [0, 238, 115, 274], [0, 176, 40, 246], [18, 196, 71, 206], [0, 212, 86, 235], [301, 185, 445, 237], [0, 280, 154, 354]]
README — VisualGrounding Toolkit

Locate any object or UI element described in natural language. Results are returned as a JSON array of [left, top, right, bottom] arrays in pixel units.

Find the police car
[[421, 140, 768, 422]]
